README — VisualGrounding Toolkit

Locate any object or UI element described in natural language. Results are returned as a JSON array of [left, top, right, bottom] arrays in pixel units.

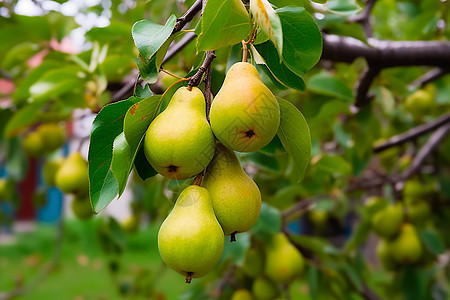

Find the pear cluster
[[145, 62, 281, 282], [22, 123, 66, 157]]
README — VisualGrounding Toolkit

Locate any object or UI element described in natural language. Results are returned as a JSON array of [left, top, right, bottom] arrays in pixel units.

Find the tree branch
[[374, 113, 450, 153], [162, 32, 197, 65], [348, 0, 378, 37], [203, 60, 213, 119], [408, 68, 450, 90], [322, 34, 450, 68], [172, 0, 203, 33], [187, 51, 216, 88], [353, 66, 380, 109]]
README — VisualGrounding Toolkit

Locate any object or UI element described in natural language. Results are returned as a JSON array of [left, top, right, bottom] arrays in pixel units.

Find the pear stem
[[188, 51, 216, 88], [230, 231, 237, 242], [185, 272, 193, 284], [160, 68, 185, 79], [192, 172, 204, 186], [242, 40, 248, 62]]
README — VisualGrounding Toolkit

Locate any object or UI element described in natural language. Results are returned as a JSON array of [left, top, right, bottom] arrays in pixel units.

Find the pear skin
[[376, 239, 400, 271], [158, 185, 224, 282], [202, 143, 261, 238], [22, 132, 44, 157], [43, 157, 64, 186], [242, 247, 265, 278], [37, 123, 66, 153], [388, 223, 423, 265], [55, 152, 89, 195], [264, 233, 304, 284], [252, 276, 279, 300], [371, 203, 403, 238], [144, 87, 215, 180], [72, 196, 93, 220], [231, 289, 254, 300], [210, 62, 280, 152]]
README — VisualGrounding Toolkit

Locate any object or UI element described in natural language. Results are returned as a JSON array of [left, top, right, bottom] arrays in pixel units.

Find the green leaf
[[135, 84, 153, 98], [250, 0, 283, 56], [134, 144, 158, 181], [419, 229, 446, 256], [89, 97, 140, 213], [314, 154, 352, 175], [308, 266, 319, 300], [277, 6, 322, 75], [4, 101, 46, 138], [276, 97, 311, 181], [253, 42, 306, 91], [111, 132, 132, 195], [251, 202, 282, 235], [132, 16, 177, 83], [1, 42, 42, 71], [308, 72, 353, 102], [197, 0, 251, 51]]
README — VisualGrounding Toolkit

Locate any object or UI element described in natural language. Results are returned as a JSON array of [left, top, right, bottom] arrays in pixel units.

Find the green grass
[[0, 218, 189, 299]]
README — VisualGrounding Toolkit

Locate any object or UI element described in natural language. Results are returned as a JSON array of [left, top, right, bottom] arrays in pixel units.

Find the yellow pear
[[22, 132, 44, 157], [37, 123, 66, 153], [0, 179, 9, 201], [371, 203, 403, 238], [264, 233, 304, 284], [202, 143, 261, 240], [231, 289, 254, 300], [43, 157, 64, 186], [252, 276, 279, 300], [209, 62, 280, 152], [144, 86, 215, 180], [158, 185, 224, 282], [55, 152, 89, 195], [72, 196, 93, 220], [376, 239, 400, 271], [388, 223, 423, 265]]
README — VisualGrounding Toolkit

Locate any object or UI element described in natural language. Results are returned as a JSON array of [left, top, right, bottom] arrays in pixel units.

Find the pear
[[406, 200, 431, 225], [252, 276, 279, 300], [242, 247, 265, 278], [121, 214, 141, 234], [144, 87, 215, 180], [202, 143, 261, 239], [158, 185, 224, 282], [22, 132, 44, 157], [376, 239, 400, 271], [55, 152, 89, 195], [264, 233, 304, 284], [43, 157, 64, 186], [371, 203, 403, 238], [72, 196, 93, 220], [37, 123, 65, 153], [388, 223, 423, 265], [231, 289, 254, 300], [209, 62, 280, 152], [0, 179, 9, 201]]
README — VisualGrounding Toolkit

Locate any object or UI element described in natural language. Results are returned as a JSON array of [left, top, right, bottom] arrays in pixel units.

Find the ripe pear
[[43, 157, 64, 186], [264, 233, 304, 284], [376, 239, 400, 271], [55, 152, 89, 195], [22, 132, 44, 157], [121, 214, 141, 234], [231, 289, 254, 300], [37, 123, 65, 153], [406, 200, 431, 225], [209, 62, 280, 152], [371, 203, 403, 238], [403, 179, 434, 202], [158, 185, 224, 282], [242, 247, 265, 278], [72, 196, 93, 220], [0, 179, 8, 200], [252, 276, 279, 300], [202, 143, 261, 239], [388, 223, 423, 264], [404, 88, 434, 119], [144, 87, 215, 180]]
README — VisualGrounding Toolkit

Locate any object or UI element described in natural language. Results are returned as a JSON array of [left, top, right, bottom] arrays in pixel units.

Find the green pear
[[37, 123, 65, 153], [242, 247, 265, 278], [0, 179, 8, 201], [158, 185, 224, 282], [22, 132, 44, 157], [371, 203, 403, 238], [55, 152, 89, 195], [72, 196, 93, 220], [231, 289, 254, 300], [209, 62, 280, 152], [404, 87, 434, 119], [202, 143, 261, 239], [376, 239, 400, 271], [144, 87, 215, 180], [403, 179, 434, 202], [264, 233, 304, 284], [43, 157, 64, 186], [388, 223, 423, 265], [406, 200, 431, 225], [252, 276, 279, 300], [121, 214, 141, 234]]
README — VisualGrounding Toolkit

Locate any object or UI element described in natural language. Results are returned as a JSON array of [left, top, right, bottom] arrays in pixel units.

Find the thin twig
[[187, 51, 216, 88], [203, 62, 213, 119], [348, 0, 378, 37], [212, 264, 237, 298], [374, 113, 450, 153], [162, 32, 197, 65], [353, 66, 380, 109], [281, 195, 328, 221], [409, 68, 450, 90], [172, 0, 203, 33]]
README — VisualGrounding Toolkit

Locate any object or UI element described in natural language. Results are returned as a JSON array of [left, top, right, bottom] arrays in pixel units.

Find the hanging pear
[[144, 86, 215, 180], [55, 152, 89, 195], [264, 233, 304, 284], [158, 185, 224, 283], [388, 223, 423, 265], [202, 143, 261, 240], [371, 203, 404, 238], [209, 62, 280, 152]]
